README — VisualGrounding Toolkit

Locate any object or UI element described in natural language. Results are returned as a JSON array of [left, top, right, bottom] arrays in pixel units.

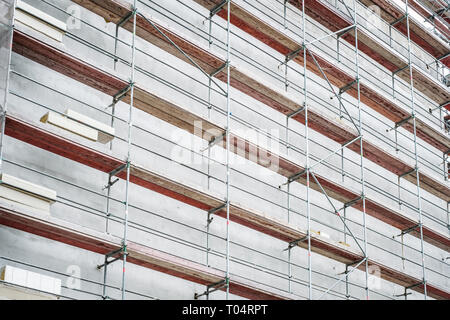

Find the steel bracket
[[284, 235, 309, 251], [287, 104, 306, 118], [339, 79, 357, 95], [194, 279, 227, 299]]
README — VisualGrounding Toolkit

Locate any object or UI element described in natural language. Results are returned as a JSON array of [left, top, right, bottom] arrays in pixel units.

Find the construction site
[[0, 0, 449, 300]]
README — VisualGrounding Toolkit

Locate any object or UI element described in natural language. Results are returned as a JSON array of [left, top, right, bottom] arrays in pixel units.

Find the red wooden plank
[[13, 31, 127, 96]]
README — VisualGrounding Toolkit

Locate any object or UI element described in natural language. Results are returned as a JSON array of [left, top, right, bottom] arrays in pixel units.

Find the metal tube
[[310, 172, 365, 255], [352, 0, 369, 300], [306, 24, 356, 47], [307, 49, 360, 133], [0, 0, 15, 174], [318, 258, 366, 299], [225, 0, 231, 300], [288, 245, 292, 293], [405, 0, 427, 299], [102, 256, 108, 299], [302, 0, 312, 300], [121, 2, 137, 301], [309, 135, 361, 171], [287, 182, 290, 223]]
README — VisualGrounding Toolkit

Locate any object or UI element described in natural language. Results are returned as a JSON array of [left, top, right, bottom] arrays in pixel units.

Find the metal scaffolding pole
[[352, 0, 369, 301], [121, 0, 137, 300], [225, 0, 231, 300], [196, 0, 231, 300], [0, 0, 16, 175], [97, 1, 137, 300], [296, 0, 369, 300], [301, 0, 313, 300], [404, 0, 428, 300]]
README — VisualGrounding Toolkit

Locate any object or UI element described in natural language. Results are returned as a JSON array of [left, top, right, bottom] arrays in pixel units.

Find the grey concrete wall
[[0, 0, 448, 300]]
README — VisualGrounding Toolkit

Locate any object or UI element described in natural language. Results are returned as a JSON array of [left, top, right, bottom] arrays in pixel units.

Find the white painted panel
[[0, 173, 57, 202], [41, 111, 99, 142], [0, 283, 57, 300], [15, 10, 66, 42], [0, 185, 51, 212], [0, 266, 61, 296], [65, 109, 115, 143], [16, 0, 67, 31]]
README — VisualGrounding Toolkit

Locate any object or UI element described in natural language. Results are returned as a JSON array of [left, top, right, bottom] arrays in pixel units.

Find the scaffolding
[[95, 0, 232, 301], [280, 0, 369, 300], [92, 0, 137, 301], [0, 0, 448, 300]]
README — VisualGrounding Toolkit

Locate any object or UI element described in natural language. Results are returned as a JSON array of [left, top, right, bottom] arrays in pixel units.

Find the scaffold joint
[[344, 196, 362, 209], [113, 84, 133, 104], [387, 115, 413, 132], [109, 163, 128, 177], [194, 279, 227, 299], [208, 203, 226, 215], [285, 47, 303, 63], [116, 8, 137, 28], [339, 79, 357, 95], [287, 103, 306, 118], [406, 280, 424, 290], [346, 257, 365, 268], [210, 62, 228, 77], [97, 246, 128, 269], [390, 15, 407, 26], [392, 64, 409, 76], [209, 0, 228, 18], [336, 25, 356, 38], [288, 169, 307, 184], [396, 223, 420, 237], [399, 167, 416, 178], [284, 236, 308, 251]]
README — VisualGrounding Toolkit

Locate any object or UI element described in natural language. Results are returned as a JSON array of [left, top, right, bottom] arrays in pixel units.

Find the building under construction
[[0, 0, 449, 300]]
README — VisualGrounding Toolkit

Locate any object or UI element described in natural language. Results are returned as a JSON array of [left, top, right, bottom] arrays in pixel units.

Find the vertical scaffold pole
[[404, 0, 427, 300], [225, 0, 231, 300], [301, 0, 312, 300], [0, 0, 16, 174], [352, 0, 369, 300], [121, 0, 137, 300]]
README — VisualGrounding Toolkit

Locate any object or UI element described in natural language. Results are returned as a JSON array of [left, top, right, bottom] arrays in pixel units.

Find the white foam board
[[15, 1, 66, 43], [0, 265, 61, 297], [41, 110, 115, 144], [0, 173, 57, 202], [0, 185, 52, 212], [65, 109, 115, 144], [41, 111, 99, 142], [0, 283, 58, 300]]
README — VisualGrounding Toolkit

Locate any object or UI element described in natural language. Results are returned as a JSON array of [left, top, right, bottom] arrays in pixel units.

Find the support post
[[404, 0, 427, 299], [0, 0, 15, 174], [225, 0, 231, 300], [301, 0, 313, 300]]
